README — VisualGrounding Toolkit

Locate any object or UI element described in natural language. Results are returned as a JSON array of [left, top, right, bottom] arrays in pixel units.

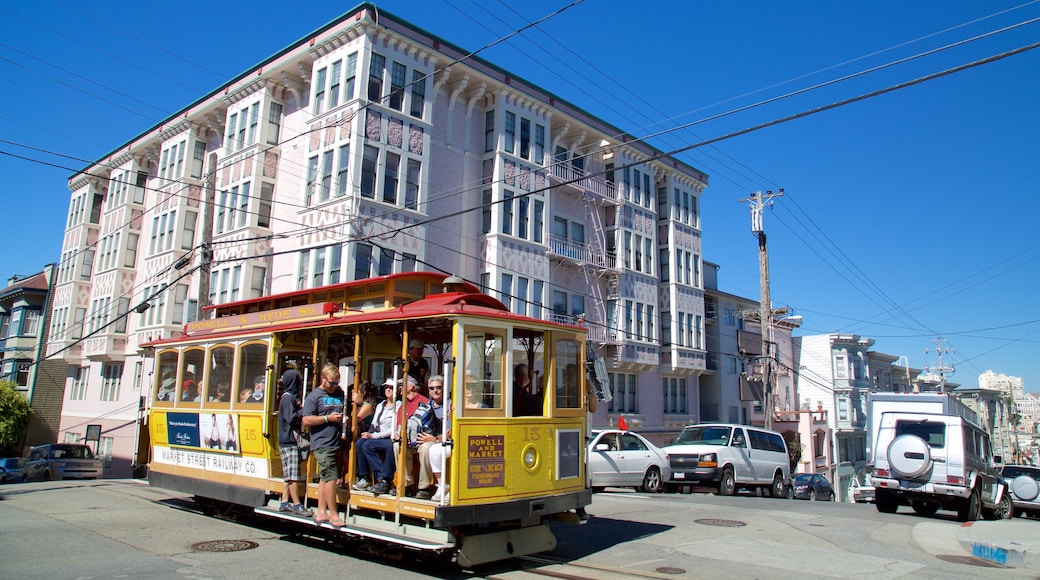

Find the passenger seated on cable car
[[513, 363, 543, 416], [354, 378, 401, 495], [181, 372, 200, 402], [208, 358, 231, 401], [158, 370, 176, 401], [464, 378, 489, 409], [352, 381, 379, 432], [393, 376, 429, 491], [210, 382, 230, 403], [251, 375, 266, 402], [409, 375, 446, 500]]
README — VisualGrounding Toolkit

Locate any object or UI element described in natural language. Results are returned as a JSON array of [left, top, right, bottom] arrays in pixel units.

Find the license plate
[[674, 472, 685, 480]]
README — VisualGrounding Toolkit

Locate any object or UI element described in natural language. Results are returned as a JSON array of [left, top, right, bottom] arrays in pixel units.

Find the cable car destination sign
[[185, 302, 341, 337]]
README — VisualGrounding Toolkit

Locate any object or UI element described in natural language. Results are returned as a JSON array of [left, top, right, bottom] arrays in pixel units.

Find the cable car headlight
[[522, 444, 539, 471]]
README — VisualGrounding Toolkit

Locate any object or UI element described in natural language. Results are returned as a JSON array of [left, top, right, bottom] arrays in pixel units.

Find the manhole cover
[[934, 554, 1006, 568], [655, 566, 687, 574], [694, 518, 746, 527], [191, 539, 259, 552]]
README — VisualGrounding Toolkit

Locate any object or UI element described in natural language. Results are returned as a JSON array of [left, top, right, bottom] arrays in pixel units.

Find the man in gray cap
[[406, 338, 430, 391]]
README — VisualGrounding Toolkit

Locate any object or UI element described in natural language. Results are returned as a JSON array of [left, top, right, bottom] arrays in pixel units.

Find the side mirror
[[595, 443, 610, 452]]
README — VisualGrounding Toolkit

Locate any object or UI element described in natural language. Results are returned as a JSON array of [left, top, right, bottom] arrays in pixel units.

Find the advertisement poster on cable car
[[166, 412, 240, 451], [154, 412, 265, 478]]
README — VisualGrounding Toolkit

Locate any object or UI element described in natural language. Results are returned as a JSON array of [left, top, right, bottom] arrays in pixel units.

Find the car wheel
[[911, 500, 939, 517], [786, 485, 794, 500], [875, 489, 899, 514], [641, 466, 663, 493], [957, 487, 982, 522], [717, 467, 736, 496], [770, 474, 785, 498], [983, 493, 1014, 520]]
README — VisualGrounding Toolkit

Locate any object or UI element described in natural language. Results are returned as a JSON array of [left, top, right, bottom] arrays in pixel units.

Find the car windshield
[[794, 474, 813, 484], [675, 426, 732, 445]]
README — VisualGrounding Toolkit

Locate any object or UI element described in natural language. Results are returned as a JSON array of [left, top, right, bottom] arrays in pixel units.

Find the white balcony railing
[[549, 163, 618, 202], [547, 235, 619, 270]]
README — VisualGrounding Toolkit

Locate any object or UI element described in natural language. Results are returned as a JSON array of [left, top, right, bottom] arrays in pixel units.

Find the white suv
[[870, 411, 1011, 521], [663, 424, 790, 498]]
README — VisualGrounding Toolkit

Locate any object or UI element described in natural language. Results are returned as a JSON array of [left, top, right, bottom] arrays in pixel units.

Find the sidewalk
[[957, 520, 1040, 569]]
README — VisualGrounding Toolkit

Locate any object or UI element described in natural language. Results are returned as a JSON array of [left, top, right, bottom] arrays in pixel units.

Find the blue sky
[[2, 0, 1038, 392]]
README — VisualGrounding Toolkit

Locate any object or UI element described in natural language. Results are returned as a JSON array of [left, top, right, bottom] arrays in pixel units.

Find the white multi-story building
[[979, 369, 1025, 398], [48, 4, 709, 476], [1015, 393, 1040, 435]]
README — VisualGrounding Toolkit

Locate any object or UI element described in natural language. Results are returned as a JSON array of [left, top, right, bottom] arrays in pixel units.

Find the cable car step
[[255, 506, 455, 550]]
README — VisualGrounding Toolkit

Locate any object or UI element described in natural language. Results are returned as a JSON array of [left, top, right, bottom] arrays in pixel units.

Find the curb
[[957, 522, 1036, 569]]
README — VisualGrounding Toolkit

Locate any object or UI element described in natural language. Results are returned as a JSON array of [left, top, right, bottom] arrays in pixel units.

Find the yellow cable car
[[144, 272, 593, 566]]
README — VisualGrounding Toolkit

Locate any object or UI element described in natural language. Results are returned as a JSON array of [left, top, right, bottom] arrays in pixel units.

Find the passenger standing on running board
[[302, 364, 345, 527], [277, 366, 312, 516]]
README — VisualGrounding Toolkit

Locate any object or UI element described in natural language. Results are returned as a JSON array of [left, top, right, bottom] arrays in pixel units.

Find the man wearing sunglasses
[[302, 363, 346, 526], [408, 375, 446, 500]]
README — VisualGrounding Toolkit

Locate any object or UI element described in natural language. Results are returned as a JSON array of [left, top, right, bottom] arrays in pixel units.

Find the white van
[[662, 424, 790, 497]]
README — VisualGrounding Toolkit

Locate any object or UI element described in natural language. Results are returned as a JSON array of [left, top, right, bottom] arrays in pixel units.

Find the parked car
[[587, 429, 670, 493], [1001, 464, 1040, 518], [23, 444, 103, 481], [662, 423, 790, 498], [0, 457, 25, 483], [850, 477, 875, 503], [792, 473, 835, 501], [869, 395, 1012, 521]]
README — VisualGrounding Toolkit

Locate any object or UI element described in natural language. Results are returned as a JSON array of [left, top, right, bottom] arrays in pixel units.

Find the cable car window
[[155, 350, 178, 403], [555, 339, 581, 409], [207, 346, 234, 403], [179, 348, 205, 405], [513, 331, 546, 417], [236, 342, 269, 406], [466, 331, 503, 410]]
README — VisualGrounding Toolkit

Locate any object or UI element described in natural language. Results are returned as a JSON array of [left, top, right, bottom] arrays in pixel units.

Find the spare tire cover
[[887, 434, 932, 479], [1012, 474, 1040, 501]]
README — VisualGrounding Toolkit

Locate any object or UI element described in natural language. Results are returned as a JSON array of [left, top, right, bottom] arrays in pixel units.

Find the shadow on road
[[548, 516, 674, 559]]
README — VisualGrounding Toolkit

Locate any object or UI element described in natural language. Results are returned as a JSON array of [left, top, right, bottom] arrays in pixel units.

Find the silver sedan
[[586, 429, 670, 493]]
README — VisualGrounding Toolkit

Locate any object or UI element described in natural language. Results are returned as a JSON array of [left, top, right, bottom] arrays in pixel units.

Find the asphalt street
[[1, 480, 1037, 579]]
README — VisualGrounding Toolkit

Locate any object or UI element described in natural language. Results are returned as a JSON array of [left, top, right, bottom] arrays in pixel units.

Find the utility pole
[[924, 336, 955, 394], [740, 189, 784, 430], [198, 154, 216, 314]]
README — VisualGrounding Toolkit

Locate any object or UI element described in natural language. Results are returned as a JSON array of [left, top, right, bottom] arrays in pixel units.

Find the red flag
[[618, 415, 628, 431]]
